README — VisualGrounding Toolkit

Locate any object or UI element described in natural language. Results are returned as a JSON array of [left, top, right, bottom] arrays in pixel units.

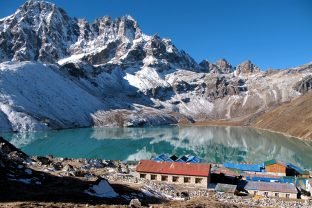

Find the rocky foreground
[[1, 137, 311, 208]]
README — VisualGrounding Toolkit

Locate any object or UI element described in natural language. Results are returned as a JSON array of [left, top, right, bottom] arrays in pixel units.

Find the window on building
[[275, 193, 279, 197], [286, 194, 290, 198], [151, 174, 157, 180], [161, 175, 168, 181], [172, 176, 179, 182], [264, 192, 268, 197], [184, 177, 191, 183], [140, 174, 146, 179], [195, 178, 203, 184]]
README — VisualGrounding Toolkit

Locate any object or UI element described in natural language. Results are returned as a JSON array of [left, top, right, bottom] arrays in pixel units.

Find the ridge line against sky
[[1, 0, 312, 70]]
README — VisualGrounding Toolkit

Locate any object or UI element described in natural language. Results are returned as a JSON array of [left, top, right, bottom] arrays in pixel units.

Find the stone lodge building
[[136, 160, 211, 188], [243, 181, 298, 199]]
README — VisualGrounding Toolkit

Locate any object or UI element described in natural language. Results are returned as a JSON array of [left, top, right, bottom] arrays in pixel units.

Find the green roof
[[264, 159, 277, 166]]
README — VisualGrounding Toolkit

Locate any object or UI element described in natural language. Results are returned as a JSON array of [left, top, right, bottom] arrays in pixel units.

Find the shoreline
[[2, 111, 311, 142], [179, 119, 312, 142]]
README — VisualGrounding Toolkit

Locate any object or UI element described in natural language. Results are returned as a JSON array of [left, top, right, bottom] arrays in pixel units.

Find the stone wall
[[250, 190, 297, 199], [137, 172, 208, 188]]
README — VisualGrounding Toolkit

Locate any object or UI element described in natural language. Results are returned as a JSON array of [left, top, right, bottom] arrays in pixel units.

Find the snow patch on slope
[[124, 67, 170, 92], [0, 104, 49, 132], [84, 179, 118, 198], [57, 53, 85, 65], [0, 61, 104, 131]]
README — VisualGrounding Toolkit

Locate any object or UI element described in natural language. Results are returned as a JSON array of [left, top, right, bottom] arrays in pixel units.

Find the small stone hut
[[244, 181, 297, 199]]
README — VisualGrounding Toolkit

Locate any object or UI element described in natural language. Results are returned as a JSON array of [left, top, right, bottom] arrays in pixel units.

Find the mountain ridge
[[251, 91, 312, 140], [0, 0, 311, 139], [0, 0, 259, 73]]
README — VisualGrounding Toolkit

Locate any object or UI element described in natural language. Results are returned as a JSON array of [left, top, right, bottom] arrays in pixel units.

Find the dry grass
[[154, 197, 254, 208], [0, 197, 253, 208], [181, 92, 312, 140], [251, 92, 312, 140], [181, 119, 243, 127]]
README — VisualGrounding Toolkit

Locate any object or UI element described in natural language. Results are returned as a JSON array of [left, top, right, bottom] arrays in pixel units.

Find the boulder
[[35, 156, 51, 165], [129, 198, 142, 208]]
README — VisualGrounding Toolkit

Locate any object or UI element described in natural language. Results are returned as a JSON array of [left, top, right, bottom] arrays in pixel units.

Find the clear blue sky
[[1, 0, 312, 69]]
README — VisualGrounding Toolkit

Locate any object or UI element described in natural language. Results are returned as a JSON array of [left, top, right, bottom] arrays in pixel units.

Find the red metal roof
[[136, 160, 211, 177]]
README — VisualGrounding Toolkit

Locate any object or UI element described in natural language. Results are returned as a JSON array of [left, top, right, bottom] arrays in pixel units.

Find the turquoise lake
[[3, 126, 312, 170]]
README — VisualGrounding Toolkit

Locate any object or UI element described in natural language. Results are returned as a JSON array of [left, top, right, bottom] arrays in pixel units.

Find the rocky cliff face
[[0, 0, 199, 71], [294, 75, 312, 94], [0, 0, 79, 62], [0, 0, 311, 132], [199, 58, 234, 74], [236, 60, 261, 75]]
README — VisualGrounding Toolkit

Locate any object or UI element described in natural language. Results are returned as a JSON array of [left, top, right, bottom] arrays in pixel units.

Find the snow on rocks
[[82, 159, 106, 169], [92, 106, 177, 127], [129, 198, 142, 208], [84, 178, 118, 198], [0, 61, 104, 132]]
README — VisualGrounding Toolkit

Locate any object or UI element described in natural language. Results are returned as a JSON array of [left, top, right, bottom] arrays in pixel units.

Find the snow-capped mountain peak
[[0, 0, 199, 72], [0, 0, 79, 62]]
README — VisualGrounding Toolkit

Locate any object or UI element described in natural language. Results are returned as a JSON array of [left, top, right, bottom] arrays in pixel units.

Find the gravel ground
[[1, 137, 311, 208]]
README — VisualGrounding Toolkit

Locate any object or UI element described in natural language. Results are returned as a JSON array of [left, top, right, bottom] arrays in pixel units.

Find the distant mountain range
[[0, 0, 311, 139]]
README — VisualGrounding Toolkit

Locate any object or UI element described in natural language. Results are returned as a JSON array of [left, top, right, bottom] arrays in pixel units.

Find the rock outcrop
[[0, 0, 79, 62], [236, 60, 260, 75], [293, 75, 312, 94], [199, 59, 233, 74], [214, 58, 233, 74], [0, 136, 32, 184]]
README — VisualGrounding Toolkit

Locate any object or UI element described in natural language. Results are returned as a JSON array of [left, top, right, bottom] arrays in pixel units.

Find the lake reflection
[[3, 126, 312, 169]]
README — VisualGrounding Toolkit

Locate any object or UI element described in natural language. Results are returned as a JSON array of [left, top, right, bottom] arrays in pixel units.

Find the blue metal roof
[[175, 158, 186, 162], [280, 177, 295, 184], [224, 163, 265, 172], [152, 153, 174, 162], [152, 154, 202, 163], [246, 176, 280, 182], [177, 155, 188, 162], [186, 155, 202, 163], [286, 163, 305, 174], [246, 175, 299, 184]]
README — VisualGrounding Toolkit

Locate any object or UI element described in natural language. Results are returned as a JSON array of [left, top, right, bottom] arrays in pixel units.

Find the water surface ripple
[[4, 126, 312, 169]]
